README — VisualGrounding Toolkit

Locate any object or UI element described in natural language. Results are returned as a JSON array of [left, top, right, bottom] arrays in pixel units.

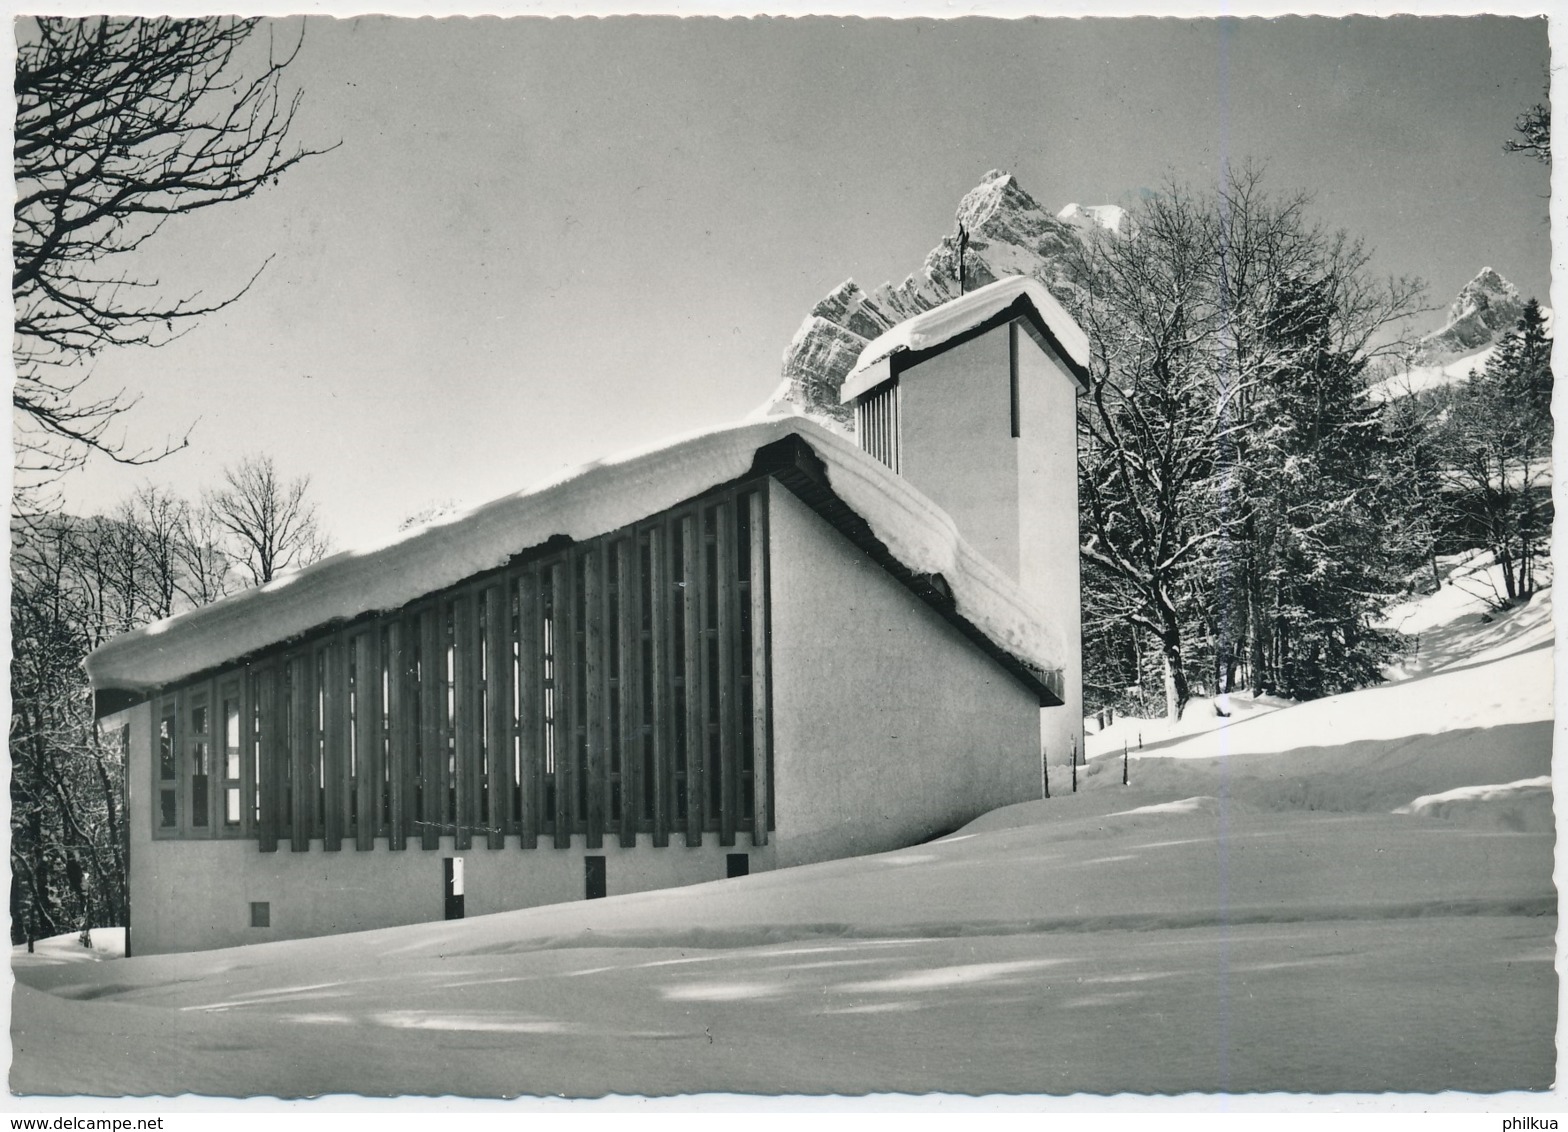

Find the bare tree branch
[[13, 16, 336, 511]]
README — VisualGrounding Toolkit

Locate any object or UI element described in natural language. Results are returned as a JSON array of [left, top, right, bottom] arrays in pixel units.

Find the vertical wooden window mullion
[[583, 542, 606, 850], [484, 582, 511, 850], [179, 684, 192, 838], [337, 632, 356, 848], [252, 667, 277, 851], [288, 653, 311, 851], [354, 630, 380, 851], [552, 557, 573, 849], [451, 594, 474, 851], [179, 687, 194, 836], [716, 497, 738, 847], [200, 679, 218, 838], [648, 524, 670, 848], [322, 639, 344, 852], [309, 652, 325, 844], [418, 606, 443, 850], [517, 566, 542, 850], [749, 487, 772, 844], [385, 618, 408, 850], [617, 536, 639, 848], [602, 541, 619, 845], [681, 511, 704, 848]]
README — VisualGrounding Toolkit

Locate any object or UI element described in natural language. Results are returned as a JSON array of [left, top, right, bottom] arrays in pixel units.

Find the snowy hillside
[[12, 557, 1557, 1099]]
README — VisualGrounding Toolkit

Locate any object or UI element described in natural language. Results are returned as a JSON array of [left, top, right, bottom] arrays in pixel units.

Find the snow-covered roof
[[840, 275, 1090, 404], [87, 416, 1065, 699]]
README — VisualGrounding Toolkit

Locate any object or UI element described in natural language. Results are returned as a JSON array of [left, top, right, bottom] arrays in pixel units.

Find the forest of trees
[[11, 16, 329, 946], [1073, 173, 1553, 721], [11, 464, 328, 944]]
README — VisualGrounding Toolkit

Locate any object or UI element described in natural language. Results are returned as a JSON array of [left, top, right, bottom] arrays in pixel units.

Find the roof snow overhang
[[840, 275, 1091, 404], [87, 416, 1067, 710]]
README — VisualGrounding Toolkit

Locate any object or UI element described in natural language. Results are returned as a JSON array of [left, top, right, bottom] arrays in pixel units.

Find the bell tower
[[840, 276, 1088, 768]]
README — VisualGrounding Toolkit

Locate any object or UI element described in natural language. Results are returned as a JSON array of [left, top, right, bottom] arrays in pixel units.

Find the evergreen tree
[[1245, 277, 1403, 698], [1437, 300, 1553, 603]]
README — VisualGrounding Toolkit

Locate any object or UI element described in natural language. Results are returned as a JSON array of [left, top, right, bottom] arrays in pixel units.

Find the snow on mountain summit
[[1368, 267, 1543, 400], [1056, 201, 1132, 235], [1417, 265, 1524, 364], [769, 170, 1092, 422]]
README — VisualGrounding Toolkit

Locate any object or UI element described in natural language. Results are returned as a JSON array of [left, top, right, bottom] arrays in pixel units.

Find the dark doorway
[[585, 855, 607, 900], [444, 857, 465, 920], [726, 853, 749, 878]]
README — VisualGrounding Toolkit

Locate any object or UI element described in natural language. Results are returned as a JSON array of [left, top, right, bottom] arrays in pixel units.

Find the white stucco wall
[[765, 483, 1042, 869], [1015, 326, 1086, 766], [887, 319, 1084, 765], [896, 328, 1021, 578], [115, 701, 772, 955]]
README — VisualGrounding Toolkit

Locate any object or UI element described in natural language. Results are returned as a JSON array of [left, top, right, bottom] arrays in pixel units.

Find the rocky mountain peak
[[1417, 266, 1524, 364], [770, 171, 1101, 423]]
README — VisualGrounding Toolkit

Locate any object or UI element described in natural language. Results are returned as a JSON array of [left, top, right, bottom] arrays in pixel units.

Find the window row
[[152, 483, 774, 851]]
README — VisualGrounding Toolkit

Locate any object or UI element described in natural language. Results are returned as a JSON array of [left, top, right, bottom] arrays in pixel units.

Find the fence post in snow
[[1042, 744, 1050, 799], [1071, 738, 1077, 793], [1123, 742, 1129, 786]]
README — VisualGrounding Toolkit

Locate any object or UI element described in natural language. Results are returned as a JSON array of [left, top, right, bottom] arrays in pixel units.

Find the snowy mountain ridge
[[775, 173, 1542, 417], [772, 170, 1095, 423]]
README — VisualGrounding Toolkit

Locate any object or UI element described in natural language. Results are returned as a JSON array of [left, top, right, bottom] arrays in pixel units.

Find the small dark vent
[[855, 379, 900, 472]]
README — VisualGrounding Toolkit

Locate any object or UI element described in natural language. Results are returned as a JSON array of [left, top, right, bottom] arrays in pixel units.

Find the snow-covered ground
[[1365, 342, 1498, 402], [11, 559, 1557, 1100]]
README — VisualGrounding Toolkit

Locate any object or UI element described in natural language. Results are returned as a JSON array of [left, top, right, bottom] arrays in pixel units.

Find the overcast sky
[[51, 12, 1553, 552]]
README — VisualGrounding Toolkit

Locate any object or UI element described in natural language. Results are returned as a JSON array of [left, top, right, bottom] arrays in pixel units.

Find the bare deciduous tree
[[173, 501, 235, 606], [206, 454, 329, 586], [13, 16, 332, 509], [1504, 94, 1550, 164]]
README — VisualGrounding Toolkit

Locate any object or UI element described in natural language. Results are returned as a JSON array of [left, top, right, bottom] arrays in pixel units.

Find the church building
[[87, 275, 1087, 955]]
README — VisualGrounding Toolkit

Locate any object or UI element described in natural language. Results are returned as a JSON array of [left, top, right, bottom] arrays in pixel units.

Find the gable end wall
[[766, 482, 1040, 868]]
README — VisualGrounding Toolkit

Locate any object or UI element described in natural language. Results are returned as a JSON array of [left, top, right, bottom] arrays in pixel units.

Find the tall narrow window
[[444, 603, 457, 831], [511, 579, 524, 825], [157, 706, 177, 830], [222, 687, 242, 827], [249, 672, 264, 830], [607, 542, 623, 826], [189, 700, 210, 829], [346, 645, 359, 832], [380, 629, 393, 830], [541, 568, 557, 825]]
